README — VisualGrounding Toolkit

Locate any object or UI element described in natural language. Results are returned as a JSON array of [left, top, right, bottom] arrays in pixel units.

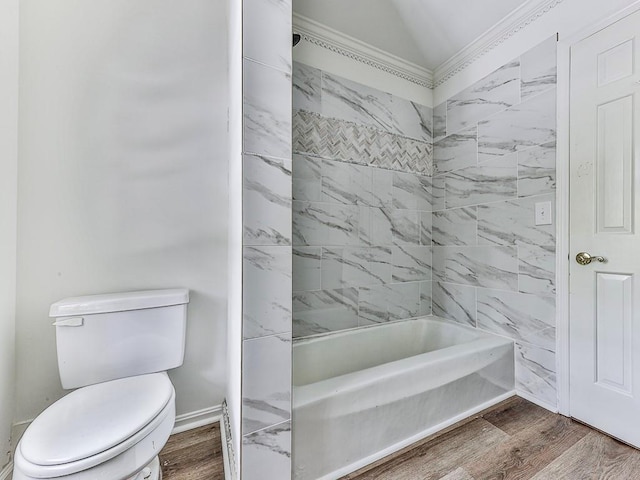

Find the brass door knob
[[576, 252, 606, 265]]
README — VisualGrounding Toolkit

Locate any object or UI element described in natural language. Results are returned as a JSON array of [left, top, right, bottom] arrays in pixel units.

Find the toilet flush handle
[[52, 317, 84, 327]]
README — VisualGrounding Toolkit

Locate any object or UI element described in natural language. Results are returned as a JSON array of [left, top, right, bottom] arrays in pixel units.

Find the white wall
[[0, 0, 18, 470], [434, 0, 640, 104], [16, 0, 229, 425]]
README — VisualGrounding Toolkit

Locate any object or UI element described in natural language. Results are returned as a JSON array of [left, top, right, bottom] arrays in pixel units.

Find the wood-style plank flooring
[[160, 423, 224, 480], [343, 396, 640, 480]]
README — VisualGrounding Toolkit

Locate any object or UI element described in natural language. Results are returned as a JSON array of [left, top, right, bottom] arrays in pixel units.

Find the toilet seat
[[14, 373, 175, 479]]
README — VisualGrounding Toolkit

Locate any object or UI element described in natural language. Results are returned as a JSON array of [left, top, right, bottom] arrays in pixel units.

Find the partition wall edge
[[226, 0, 243, 476]]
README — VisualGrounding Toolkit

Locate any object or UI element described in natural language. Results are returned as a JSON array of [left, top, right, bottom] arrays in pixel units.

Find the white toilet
[[13, 289, 189, 480]]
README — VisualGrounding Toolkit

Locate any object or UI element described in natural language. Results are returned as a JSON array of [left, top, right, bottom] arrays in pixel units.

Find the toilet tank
[[49, 289, 189, 389]]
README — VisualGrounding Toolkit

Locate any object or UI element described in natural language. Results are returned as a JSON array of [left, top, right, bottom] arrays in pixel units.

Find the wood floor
[[343, 396, 640, 480], [160, 423, 224, 480]]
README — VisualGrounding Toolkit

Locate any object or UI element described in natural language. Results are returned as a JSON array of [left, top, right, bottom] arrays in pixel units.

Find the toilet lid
[[20, 373, 173, 466]]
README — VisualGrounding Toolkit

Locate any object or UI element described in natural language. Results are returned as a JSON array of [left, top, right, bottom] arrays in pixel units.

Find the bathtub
[[292, 316, 514, 480]]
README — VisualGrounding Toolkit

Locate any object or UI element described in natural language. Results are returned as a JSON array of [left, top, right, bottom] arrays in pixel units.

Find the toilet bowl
[[12, 289, 189, 480], [14, 373, 174, 480]]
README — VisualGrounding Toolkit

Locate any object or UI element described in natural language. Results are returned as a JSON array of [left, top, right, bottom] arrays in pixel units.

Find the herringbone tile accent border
[[293, 110, 433, 176]]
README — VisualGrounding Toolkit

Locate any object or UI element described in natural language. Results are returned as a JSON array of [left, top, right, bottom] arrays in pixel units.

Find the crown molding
[[293, 13, 434, 89], [433, 0, 565, 87]]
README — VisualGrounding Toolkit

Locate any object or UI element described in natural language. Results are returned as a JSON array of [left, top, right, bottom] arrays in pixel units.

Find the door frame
[[556, 0, 640, 416]]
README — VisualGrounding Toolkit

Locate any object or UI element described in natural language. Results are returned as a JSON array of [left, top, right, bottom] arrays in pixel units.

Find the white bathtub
[[292, 317, 514, 480]]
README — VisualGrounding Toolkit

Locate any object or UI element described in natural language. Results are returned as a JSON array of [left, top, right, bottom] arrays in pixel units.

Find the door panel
[[570, 9, 640, 447], [596, 95, 633, 233], [595, 272, 633, 394]]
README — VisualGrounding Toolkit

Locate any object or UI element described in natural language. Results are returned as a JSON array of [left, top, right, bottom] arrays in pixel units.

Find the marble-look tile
[[243, 247, 292, 340], [293, 288, 358, 337], [420, 281, 432, 316], [433, 102, 447, 142], [432, 207, 477, 246], [242, 420, 291, 480], [390, 97, 432, 142], [446, 154, 517, 209], [243, 0, 292, 74], [431, 246, 446, 282], [292, 62, 321, 113], [370, 208, 393, 246], [388, 282, 421, 321], [518, 142, 556, 197], [431, 176, 446, 211], [434, 127, 478, 175], [515, 342, 557, 407], [477, 194, 555, 246], [359, 282, 420, 324], [321, 71, 395, 132], [321, 247, 391, 289], [444, 246, 518, 291], [358, 206, 372, 246], [292, 110, 433, 176], [478, 88, 556, 160], [392, 246, 432, 282], [292, 247, 321, 292], [447, 60, 520, 134], [322, 160, 372, 205], [292, 201, 359, 246], [519, 244, 556, 296], [521, 35, 557, 102], [292, 154, 322, 202], [243, 154, 292, 245], [371, 168, 393, 208], [242, 333, 291, 435], [420, 212, 432, 246], [477, 288, 555, 350], [389, 209, 420, 245], [392, 171, 432, 210], [244, 59, 291, 159], [432, 282, 476, 327]]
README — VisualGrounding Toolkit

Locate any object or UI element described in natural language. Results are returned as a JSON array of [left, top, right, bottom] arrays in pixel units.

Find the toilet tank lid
[[49, 289, 189, 318]]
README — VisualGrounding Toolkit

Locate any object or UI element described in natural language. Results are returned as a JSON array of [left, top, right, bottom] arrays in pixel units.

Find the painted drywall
[[16, 0, 228, 425], [434, 0, 640, 103], [0, 0, 18, 469]]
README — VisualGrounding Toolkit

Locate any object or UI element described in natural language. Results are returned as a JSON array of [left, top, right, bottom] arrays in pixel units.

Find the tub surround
[[431, 35, 558, 409], [292, 63, 434, 339], [241, 0, 293, 478]]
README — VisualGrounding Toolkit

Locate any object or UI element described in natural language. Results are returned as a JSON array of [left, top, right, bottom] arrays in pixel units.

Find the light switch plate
[[535, 201, 552, 225]]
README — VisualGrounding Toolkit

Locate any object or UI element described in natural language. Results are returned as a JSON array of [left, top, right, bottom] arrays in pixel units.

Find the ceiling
[[293, 0, 532, 71]]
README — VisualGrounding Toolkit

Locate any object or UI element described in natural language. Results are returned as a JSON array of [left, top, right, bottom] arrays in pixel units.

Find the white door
[[570, 9, 640, 446]]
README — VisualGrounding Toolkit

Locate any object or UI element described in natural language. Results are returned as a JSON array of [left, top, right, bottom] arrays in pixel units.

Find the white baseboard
[[0, 461, 13, 480], [172, 405, 222, 435], [516, 390, 559, 414]]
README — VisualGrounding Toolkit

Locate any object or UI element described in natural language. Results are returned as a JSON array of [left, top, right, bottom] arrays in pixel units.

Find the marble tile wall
[[242, 0, 292, 478], [432, 35, 558, 408], [292, 62, 434, 339], [293, 63, 433, 175]]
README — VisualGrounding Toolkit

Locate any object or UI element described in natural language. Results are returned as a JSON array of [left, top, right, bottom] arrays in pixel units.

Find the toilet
[[13, 289, 189, 480]]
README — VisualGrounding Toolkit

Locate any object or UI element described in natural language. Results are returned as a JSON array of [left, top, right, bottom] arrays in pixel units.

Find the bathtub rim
[[293, 316, 513, 398], [294, 334, 513, 407], [293, 315, 481, 345]]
